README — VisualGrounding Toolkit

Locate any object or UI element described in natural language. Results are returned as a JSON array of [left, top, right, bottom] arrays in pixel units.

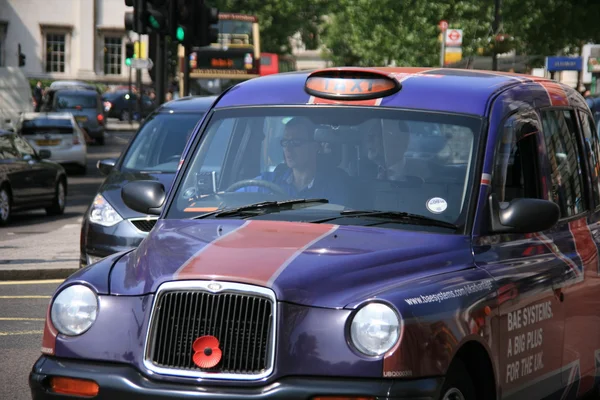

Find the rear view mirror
[[38, 149, 52, 159], [489, 194, 560, 234], [97, 158, 116, 176], [121, 181, 165, 215]]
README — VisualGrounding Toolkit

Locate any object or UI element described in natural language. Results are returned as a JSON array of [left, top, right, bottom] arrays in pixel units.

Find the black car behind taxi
[[79, 96, 216, 267], [0, 130, 68, 225]]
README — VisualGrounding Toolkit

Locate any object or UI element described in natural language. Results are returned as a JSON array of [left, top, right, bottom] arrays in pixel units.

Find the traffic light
[[199, 2, 219, 46], [18, 44, 26, 67], [124, 0, 148, 34], [177, 0, 219, 47], [125, 43, 134, 66], [144, 0, 169, 34]]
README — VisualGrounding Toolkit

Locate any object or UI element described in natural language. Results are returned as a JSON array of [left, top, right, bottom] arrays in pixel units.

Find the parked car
[[0, 130, 67, 225], [102, 90, 156, 121], [49, 80, 97, 92], [41, 87, 106, 144], [17, 112, 87, 174], [31, 68, 600, 400], [79, 96, 216, 267]]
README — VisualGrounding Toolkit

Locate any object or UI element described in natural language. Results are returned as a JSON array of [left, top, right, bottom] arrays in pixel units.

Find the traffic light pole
[[128, 65, 133, 123], [156, 33, 165, 104], [136, 68, 142, 118], [183, 45, 190, 97]]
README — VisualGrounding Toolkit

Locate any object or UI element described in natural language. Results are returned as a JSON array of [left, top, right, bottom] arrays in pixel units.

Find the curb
[[0, 268, 78, 281]]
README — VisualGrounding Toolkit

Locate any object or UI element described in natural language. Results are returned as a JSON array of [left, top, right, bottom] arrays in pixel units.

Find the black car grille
[[148, 290, 274, 377], [130, 219, 157, 232]]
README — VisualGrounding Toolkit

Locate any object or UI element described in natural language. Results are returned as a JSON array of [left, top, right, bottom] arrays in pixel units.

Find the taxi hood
[[108, 219, 473, 308]]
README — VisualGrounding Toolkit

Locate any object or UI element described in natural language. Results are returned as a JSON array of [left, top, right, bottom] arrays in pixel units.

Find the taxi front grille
[[146, 283, 275, 379]]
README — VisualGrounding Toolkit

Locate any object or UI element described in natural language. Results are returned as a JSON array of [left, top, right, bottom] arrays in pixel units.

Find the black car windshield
[[20, 118, 74, 135], [120, 112, 204, 173], [166, 106, 482, 230], [55, 93, 97, 109]]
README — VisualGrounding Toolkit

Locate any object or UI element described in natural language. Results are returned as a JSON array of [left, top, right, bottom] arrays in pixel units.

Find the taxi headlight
[[50, 285, 98, 336], [89, 194, 122, 226], [349, 302, 401, 357]]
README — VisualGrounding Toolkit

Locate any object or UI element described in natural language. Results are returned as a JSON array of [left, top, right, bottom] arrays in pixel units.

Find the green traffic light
[[149, 15, 160, 29], [176, 26, 184, 41], [125, 58, 131, 66]]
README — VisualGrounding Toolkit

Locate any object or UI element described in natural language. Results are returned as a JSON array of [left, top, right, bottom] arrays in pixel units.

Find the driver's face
[[281, 124, 318, 169]]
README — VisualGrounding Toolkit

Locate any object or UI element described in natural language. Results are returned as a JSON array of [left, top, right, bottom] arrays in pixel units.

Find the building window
[[45, 33, 66, 73], [103, 37, 122, 75], [0, 23, 7, 67]]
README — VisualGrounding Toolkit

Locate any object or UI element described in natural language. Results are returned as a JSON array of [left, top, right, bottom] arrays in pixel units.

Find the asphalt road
[[0, 121, 135, 399], [0, 279, 61, 400]]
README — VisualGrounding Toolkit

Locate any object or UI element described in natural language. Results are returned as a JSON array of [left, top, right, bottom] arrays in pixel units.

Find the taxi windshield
[[166, 106, 482, 230]]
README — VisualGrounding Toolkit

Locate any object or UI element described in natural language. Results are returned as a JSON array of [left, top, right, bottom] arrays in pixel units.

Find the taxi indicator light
[[305, 69, 401, 101], [50, 376, 99, 397]]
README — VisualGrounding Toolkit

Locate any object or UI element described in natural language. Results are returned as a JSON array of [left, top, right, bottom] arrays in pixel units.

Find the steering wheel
[[225, 179, 288, 196]]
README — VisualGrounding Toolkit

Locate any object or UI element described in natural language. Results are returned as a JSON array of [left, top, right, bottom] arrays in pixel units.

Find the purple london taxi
[[30, 67, 600, 400]]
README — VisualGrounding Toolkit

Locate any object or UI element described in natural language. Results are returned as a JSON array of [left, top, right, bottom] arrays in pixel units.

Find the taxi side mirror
[[122, 180, 165, 215], [489, 194, 560, 234]]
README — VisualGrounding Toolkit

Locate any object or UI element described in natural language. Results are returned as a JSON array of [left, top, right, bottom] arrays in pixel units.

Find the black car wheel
[[120, 109, 131, 121], [46, 179, 66, 216], [0, 186, 12, 226], [438, 359, 475, 400]]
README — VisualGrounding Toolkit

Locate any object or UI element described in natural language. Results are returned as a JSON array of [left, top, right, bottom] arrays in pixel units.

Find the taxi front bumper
[[29, 356, 443, 400]]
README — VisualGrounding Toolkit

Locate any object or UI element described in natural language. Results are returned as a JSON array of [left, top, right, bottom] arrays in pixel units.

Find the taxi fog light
[[50, 285, 98, 336], [349, 302, 401, 357], [89, 194, 122, 227], [50, 376, 99, 397]]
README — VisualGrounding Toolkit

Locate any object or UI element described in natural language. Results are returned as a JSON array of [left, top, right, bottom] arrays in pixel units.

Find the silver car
[[17, 112, 88, 174]]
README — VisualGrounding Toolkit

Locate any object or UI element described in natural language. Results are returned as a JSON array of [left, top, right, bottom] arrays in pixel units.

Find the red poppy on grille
[[192, 335, 222, 368]]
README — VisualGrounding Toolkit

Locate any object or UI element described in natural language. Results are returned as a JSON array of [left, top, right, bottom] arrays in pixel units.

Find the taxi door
[[541, 108, 600, 398], [473, 109, 567, 399]]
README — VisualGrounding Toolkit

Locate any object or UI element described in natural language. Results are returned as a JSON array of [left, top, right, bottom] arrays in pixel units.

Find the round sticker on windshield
[[426, 197, 447, 214]]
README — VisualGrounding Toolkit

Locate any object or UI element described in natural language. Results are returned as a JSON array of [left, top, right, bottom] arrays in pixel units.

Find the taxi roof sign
[[305, 68, 401, 101]]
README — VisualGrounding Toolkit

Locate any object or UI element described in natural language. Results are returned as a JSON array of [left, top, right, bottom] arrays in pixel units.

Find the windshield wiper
[[192, 198, 330, 219], [310, 210, 458, 230]]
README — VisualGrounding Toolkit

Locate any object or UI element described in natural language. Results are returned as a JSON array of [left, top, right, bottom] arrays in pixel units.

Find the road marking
[[0, 317, 45, 321], [0, 296, 51, 299], [62, 224, 80, 228], [0, 279, 63, 285], [0, 330, 43, 336]]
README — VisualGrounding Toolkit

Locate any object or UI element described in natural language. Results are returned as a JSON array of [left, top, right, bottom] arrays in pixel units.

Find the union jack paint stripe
[[481, 173, 492, 186], [175, 220, 338, 287], [532, 232, 581, 277], [568, 217, 599, 280], [538, 81, 569, 107]]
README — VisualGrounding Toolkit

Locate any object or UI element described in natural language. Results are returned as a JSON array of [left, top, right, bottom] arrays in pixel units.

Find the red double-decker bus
[[179, 13, 261, 95], [259, 53, 297, 76]]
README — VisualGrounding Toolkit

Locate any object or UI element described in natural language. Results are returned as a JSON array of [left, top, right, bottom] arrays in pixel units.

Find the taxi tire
[[439, 359, 476, 400], [0, 186, 12, 226], [46, 180, 66, 216]]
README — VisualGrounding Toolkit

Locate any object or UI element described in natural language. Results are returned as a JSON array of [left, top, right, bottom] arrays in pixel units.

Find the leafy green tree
[[211, 0, 332, 54], [320, 0, 600, 67]]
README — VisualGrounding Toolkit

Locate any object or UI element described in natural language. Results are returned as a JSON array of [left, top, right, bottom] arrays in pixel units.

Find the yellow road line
[[0, 296, 51, 299], [0, 330, 43, 336], [0, 317, 45, 321], [0, 279, 63, 285]]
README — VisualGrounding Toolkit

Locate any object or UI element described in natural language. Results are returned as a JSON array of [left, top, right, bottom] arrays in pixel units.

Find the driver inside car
[[236, 117, 353, 205]]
